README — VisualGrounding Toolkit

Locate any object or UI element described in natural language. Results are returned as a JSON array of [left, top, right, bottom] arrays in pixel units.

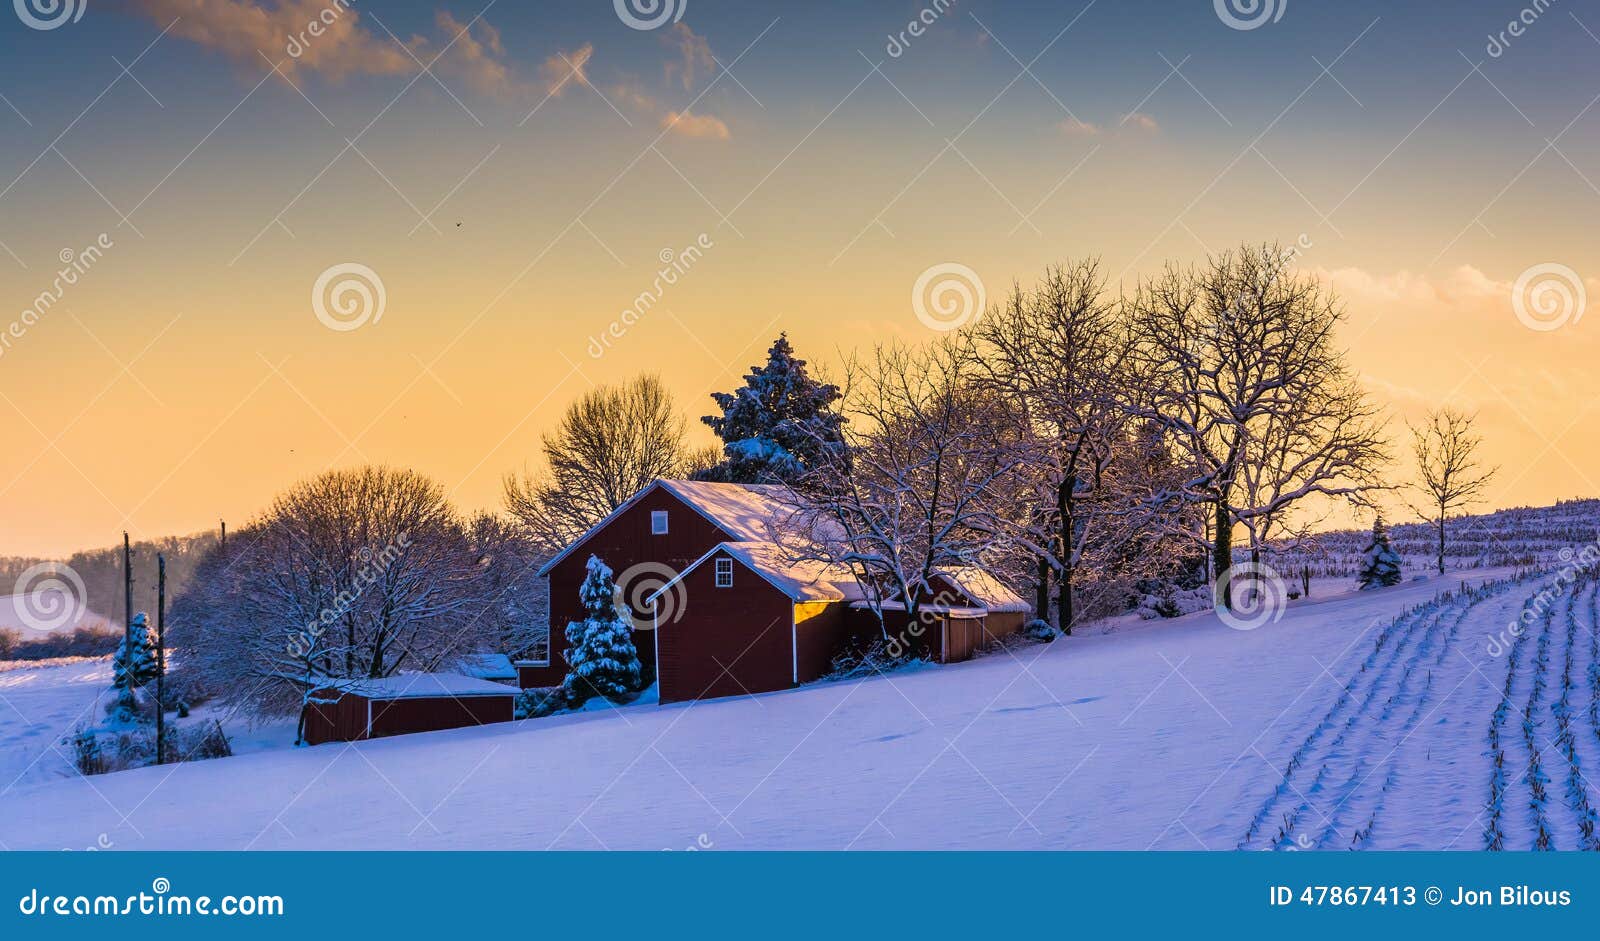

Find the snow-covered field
[[3, 560, 1593, 851]]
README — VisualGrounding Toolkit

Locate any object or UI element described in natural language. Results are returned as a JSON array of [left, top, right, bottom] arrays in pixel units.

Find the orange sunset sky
[[1, 0, 1597, 557]]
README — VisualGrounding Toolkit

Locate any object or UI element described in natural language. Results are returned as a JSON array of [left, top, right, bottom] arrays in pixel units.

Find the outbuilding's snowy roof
[[452, 653, 516, 681], [648, 541, 865, 604], [536, 479, 802, 576], [936, 567, 1031, 613], [331, 673, 518, 701]]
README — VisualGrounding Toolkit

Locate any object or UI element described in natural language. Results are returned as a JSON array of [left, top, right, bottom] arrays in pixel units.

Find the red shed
[[302, 673, 517, 745], [526, 479, 802, 689]]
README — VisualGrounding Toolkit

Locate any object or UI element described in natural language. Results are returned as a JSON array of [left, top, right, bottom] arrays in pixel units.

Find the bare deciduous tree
[[789, 336, 1029, 630], [170, 467, 503, 742], [504, 374, 692, 552], [1128, 244, 1389, 607], [975, 260, 1131, 631], [1409, 407, 1498, 574]]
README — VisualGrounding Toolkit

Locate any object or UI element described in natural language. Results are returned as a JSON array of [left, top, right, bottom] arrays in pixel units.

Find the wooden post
[[122, 532, 133, 646], [219, 519, 226, 553], [155, 553, 166, 765]]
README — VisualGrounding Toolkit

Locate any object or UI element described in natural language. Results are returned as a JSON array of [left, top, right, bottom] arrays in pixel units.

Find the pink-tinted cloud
[[662, 23, 715, 91], [661, 110, 730, 140]]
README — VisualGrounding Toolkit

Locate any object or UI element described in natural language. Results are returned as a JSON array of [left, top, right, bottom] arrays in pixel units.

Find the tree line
[[156, 242, 1499, 732]]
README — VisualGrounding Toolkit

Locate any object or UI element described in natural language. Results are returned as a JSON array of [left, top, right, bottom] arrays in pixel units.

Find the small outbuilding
[[302, 673, 517, 745]]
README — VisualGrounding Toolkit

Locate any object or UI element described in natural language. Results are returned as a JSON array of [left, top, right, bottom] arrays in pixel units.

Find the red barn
[[302, 673, 517, 745], [529, 478, 1032, 705], [525, 479, 801, 689]]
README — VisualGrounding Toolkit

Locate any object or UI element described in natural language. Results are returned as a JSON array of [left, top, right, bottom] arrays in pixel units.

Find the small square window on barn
[[715, 557, 733, 588], [651, 510, 669, 535]]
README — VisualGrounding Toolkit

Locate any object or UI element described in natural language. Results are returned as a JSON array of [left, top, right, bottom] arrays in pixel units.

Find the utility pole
[[122, 532, 133, 648], [155, 553, 166, 766], [219, 519, 226, 553]]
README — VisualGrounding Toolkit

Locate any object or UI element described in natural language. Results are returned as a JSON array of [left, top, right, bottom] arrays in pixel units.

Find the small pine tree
[[563, 556, 642, 704], [698, 334, 844, 483], [1357, 517, 1403, 590], [113, 612, 159, 690]]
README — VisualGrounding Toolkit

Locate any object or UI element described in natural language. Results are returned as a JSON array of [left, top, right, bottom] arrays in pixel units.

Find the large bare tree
[[169, 466, 501, 742], [975, 260, 1131, 631], [1409, 407, 1498, 574], [790, 336, 1030, 630], [504, 374, 692, 552], [1128, 244, 1389, 607]]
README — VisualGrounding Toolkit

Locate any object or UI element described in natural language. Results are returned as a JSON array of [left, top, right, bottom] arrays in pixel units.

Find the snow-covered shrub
[[514, 686, 569, 720], [562, 556, 642, 705], [69, 728, 105, 776], [1357, 517, 1403, 590], [827, 638, 929, 681], [112, 612, 158, 690], [1022, 619, 1057, 642]]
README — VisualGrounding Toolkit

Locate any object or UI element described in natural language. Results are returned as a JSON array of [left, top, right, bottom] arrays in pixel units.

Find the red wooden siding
[[527, 487, 734, 689], [302, 689, 514, 744], [657, 550, 797, 704]]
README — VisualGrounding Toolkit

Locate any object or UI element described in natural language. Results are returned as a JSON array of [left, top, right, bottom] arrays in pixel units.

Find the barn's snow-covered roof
[[452, 653, 517, 681], [333, 673, 518, 700], [648, 541, 866, 604], [536, 479, 800, 576]]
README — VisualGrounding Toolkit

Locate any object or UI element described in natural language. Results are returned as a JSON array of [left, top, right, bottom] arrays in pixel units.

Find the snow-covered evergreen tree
[[698, 334, 843, 483], [113, 612, 159, 690], [563, 556, 642, 704], [1357, 517, 1403, 590]]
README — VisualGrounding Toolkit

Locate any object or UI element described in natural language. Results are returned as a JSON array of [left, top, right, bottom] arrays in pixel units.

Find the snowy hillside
[[1271, 498, 1600, 578], [3, 559, 1594, 851]]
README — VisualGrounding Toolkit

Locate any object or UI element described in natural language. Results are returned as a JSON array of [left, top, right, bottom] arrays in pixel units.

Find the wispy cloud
[[129, 0, 531, 100], [661, 110, 730, 140], [1059, 112, 1160, 138], [662, 23, 715, 91], [538, 42, 594, 98]]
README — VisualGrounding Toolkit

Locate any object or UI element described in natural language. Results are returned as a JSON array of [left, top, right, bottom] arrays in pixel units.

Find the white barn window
[[651, 510, 669, 535], [715, 557, 733, 588]]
